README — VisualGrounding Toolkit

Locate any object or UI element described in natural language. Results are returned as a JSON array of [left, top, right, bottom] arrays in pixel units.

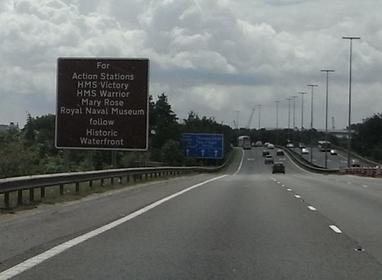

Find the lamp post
[[275, 100, 280, 144], [286, 98, 292, 129], [321, 69, 335, 169], [307, 84, 318, 163], [275, 101, 280, 129], [257, 104, 262, 129], [292, 96, 297, 129], [342, 36, 361, 168], [298, 92, 308, 130]]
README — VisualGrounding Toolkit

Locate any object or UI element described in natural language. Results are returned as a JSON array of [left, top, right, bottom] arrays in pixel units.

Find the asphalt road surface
[[293, 146, 371, 169], [1, 148, 382, 279]]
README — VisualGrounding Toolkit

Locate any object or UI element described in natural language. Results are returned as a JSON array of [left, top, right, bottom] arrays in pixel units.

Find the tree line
[[0, 93, 234, 178]]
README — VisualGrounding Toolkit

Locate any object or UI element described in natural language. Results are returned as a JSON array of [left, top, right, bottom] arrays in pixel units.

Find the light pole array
[[342, 36, 361, 168], [307, 84, 318, 163], [321, 69, 335, 169]]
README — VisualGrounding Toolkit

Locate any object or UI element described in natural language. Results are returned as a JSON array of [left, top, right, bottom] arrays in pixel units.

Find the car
[[264, 142, 270, 147], [351, 159, 361, 167], [272, 162, 285, 173], [330, 149, 337, 155], [276, 149, 285, 156], [262, 150, 270, 157], [267, 143, 275, 149], [255, 141, 263, 147], [264, 155, 274, 164], [298, 143, 306, 149], [301, 148, 309, 154], [286, 143, 294, 148]]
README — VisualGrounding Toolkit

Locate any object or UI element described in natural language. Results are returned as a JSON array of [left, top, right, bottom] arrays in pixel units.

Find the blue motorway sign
[[182, 133, 224, 159]]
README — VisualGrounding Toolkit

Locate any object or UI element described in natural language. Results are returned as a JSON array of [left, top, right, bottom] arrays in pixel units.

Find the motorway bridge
[[1, 148, 382, 279]]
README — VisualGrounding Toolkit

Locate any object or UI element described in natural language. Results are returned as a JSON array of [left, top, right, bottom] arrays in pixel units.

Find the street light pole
[[321, 69, 335, 169], [307, 84, 318, 163], [298, 92, 308, 130], [286, 98, 291, 129], [292, 96, 297, 129], [342, 36, 360, 168], [257, 105, 262, 129], [275, 101, 280, 129], [275, 100, 280, 144]]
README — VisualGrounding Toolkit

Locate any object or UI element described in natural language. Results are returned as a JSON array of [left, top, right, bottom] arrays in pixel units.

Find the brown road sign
[[55, 58, 149, 150]]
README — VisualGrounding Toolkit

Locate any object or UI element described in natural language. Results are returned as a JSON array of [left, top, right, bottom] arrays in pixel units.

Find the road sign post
[[56, 58, 149, 150]]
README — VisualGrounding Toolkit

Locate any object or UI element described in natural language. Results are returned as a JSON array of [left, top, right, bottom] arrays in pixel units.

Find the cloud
[[0, 0, 381, 130]]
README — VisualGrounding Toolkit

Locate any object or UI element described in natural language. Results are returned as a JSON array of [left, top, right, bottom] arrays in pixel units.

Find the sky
[[0, 0, 381, 130]]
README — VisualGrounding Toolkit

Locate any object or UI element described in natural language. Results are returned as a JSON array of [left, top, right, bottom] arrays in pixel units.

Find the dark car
[[351, 159, 361, 167], [264, 155, 274, 164], [272, 162, 285, 174], [262, 150, 270, 157]]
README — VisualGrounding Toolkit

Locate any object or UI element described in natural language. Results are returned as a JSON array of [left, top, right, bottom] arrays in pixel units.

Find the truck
[[238, 135, 251, 150]]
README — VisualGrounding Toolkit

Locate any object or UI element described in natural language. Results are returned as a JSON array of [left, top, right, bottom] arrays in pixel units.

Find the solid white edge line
[[329, 225, 342, 234], [0, 174, 228, 280], [233, 149, 244, 176], [308, 206, 317, 211], [283, 150, 311, 174]]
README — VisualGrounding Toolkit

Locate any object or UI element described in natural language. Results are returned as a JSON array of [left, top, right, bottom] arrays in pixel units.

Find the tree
[[150, 93, 180, 161]]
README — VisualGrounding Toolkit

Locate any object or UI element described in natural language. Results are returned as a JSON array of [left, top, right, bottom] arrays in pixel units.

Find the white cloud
[[0, 0, 381, 130]]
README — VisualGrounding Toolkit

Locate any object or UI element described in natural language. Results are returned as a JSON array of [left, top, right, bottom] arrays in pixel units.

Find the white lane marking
[[276, 181, 281, 184], [294, 195, 301, 198], [329, 225, 342, 234], [362, 185, 368, 188], [281, 184, 285, 187], [247, 158, 255, 161], [234, 149, 245, 176], [0, 175, 228, 280], [308, 206, 317, 211], [287, 188, 292, 192]]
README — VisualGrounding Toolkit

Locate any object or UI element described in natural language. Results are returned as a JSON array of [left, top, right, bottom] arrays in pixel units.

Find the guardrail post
[[4, 192, 10, 209], [126, 175, 130, 183], [111, 177, 114, 185], [60, 184, 64, 195], [75, 182, 80, 193], [101, 179, 104, 186], [29, 188, 34, 202], [119, 176, 123, 184], [17, 190, 23, 205], [41, 187, 46, 199], [89, 180, 93, 188]]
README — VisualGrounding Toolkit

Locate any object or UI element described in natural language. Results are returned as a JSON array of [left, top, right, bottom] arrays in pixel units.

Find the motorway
[[1, 148, 382, 279], [292, 146, 374, 169], [293, 147, 349, 169]]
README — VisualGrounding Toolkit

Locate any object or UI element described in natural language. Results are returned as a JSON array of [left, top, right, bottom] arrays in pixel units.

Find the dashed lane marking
[[329, 225, 342, 234], [294, 195, 301, 198], [308, 206, 317, 211]]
